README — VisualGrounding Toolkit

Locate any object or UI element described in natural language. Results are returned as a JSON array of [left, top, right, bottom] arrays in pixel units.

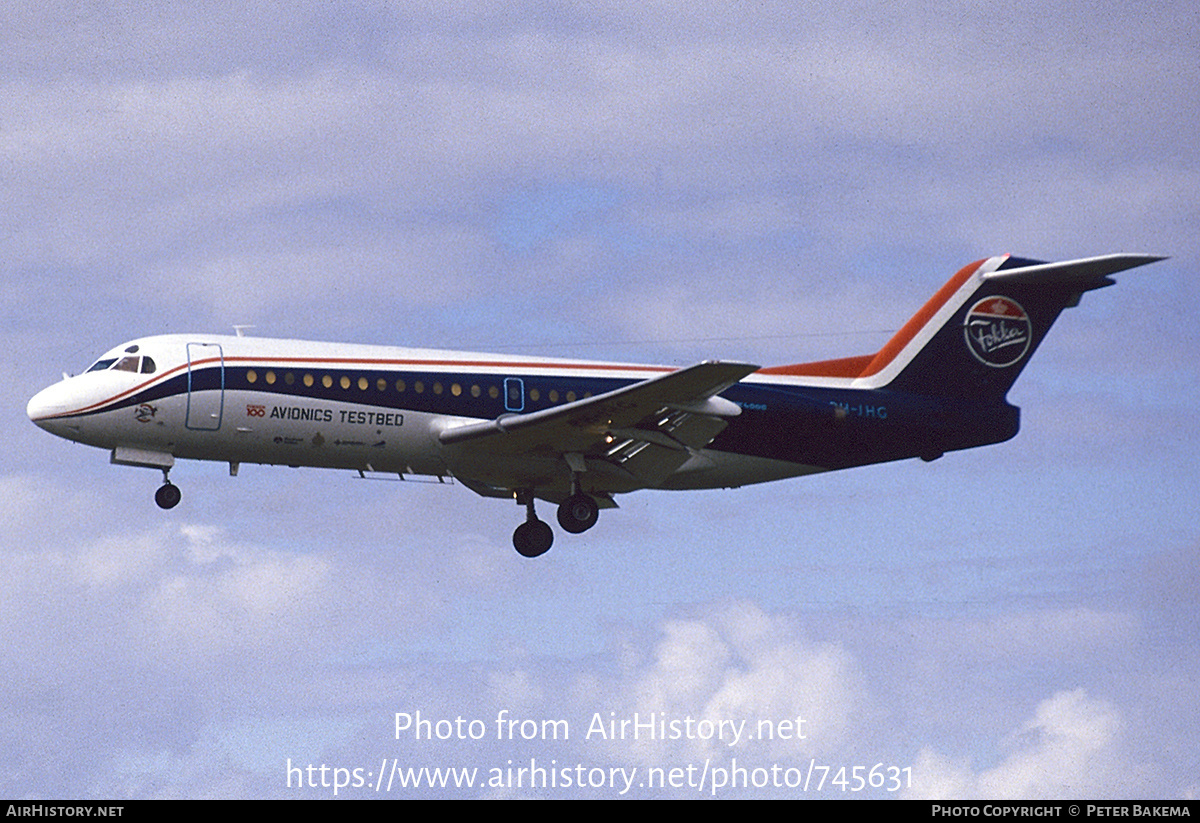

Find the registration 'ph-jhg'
[[831, 401, 887, 419]]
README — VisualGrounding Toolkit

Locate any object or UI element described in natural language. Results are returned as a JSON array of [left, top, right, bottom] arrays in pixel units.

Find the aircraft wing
[[437, 360, 759, 491]]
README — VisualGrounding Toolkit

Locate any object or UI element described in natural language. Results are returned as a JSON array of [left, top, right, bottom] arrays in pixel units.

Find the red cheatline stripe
[[39, 362, 195, 419]]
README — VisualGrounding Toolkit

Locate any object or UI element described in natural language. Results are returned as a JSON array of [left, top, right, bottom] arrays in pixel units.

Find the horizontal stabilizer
[[984, 254, 1166, 288]]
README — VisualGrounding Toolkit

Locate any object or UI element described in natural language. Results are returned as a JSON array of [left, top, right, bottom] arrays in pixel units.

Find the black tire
[[155, 482, 181, 510], [557, 493, 599, 534], [513, 519, 553, 557]]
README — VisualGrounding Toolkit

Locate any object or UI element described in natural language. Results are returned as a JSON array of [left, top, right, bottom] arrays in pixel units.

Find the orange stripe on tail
[[758, 258, 986, 379]]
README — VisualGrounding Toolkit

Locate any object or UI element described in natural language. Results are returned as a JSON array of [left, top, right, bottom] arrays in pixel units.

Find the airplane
[[27, 253, 1162, 557]]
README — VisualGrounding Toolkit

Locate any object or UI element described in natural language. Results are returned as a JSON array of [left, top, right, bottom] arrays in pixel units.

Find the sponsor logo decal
[[134, 404, 157, 423], [963, 296, 1032, 367]]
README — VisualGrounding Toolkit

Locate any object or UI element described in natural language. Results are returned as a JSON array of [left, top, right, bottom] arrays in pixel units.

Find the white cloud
[[0, 513, 429, 679], [906, 689, 1130, 799], [576, 602, 864, 765]]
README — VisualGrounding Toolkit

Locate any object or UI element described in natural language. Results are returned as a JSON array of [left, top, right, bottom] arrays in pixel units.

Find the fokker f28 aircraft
[[28, 253, 1161, 557]]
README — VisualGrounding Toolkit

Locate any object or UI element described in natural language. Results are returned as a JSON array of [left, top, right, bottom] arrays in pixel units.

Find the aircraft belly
[[657, 450, 826, 490], [442, 444, 647, 497]]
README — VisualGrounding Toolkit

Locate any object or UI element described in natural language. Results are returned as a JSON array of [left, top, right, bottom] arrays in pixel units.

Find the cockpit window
[[84, 353, 155, 374], [86, 358, 118, 373]]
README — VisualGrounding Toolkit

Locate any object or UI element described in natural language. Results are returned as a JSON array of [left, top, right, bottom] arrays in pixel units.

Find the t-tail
[[859, 254, 1164, 401], [767, 253, 1164, 401], [758, 253, 1164, 462]]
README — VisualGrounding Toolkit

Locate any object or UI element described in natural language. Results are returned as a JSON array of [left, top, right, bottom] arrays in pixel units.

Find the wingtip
[[1120, 253, 1169, 264], [1109, 253, 1170, 272]]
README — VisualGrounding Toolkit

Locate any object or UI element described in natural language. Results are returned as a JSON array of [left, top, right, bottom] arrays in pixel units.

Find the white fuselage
[[26, 333, 816, 494]]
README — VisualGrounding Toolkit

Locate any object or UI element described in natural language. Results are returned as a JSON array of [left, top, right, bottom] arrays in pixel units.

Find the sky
[[3, 0, 1198, 799]]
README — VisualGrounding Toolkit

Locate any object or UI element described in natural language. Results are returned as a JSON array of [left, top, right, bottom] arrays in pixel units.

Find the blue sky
[[4, 0, 1198, 798]]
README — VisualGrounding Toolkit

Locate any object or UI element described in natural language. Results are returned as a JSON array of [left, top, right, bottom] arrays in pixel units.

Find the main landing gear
[[513, 491, 553, 558], [557, 492, 599, 534], [511, 488, 601, 558], [154, 469, 181, 510]]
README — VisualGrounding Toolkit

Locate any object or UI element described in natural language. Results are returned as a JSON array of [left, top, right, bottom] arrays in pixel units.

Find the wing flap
[[601, 410, 733, 485]]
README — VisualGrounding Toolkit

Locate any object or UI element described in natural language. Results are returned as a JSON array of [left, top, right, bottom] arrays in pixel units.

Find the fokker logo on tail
[[963, 296, 1031, 368]]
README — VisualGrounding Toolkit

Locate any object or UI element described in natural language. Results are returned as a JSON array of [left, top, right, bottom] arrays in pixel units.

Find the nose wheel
[[154, 469, 181, 510], [155, 482, 181, 509]]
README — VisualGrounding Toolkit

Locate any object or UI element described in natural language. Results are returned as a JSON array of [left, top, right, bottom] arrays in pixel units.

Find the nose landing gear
[[154, 469, 181, 510]]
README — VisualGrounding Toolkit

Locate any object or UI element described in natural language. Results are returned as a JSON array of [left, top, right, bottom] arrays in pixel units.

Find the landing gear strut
[[154, 469, 181, 510], [512, 491, 553, 558]]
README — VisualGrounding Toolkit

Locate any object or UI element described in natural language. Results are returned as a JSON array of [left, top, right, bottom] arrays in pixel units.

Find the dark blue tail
[[753, 254, 1164, 463], [857, 254, 1164, 403]]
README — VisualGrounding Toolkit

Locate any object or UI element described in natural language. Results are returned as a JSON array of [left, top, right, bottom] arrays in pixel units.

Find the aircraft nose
[[27, 382, 74, 430]]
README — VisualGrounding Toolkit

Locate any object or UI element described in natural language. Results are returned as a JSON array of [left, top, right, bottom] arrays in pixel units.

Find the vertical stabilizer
[[858, 254, 1165, 402]]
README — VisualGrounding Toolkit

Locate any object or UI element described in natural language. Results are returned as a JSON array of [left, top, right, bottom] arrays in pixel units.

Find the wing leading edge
[[438, 360, 760, 494]]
